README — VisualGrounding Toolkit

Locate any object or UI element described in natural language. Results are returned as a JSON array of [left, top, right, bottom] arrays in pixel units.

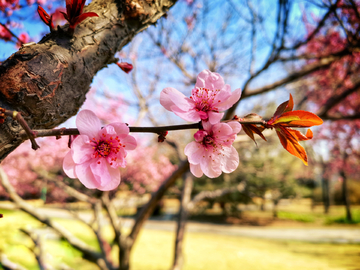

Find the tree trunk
[[321, 176, 330, 214], [272, 200, 279, 218], [260, 196, 265, 211], [340, 169, 352, 222], [172, 173, 193, 270], [0, 0, 178, 162], [119, 244, 131, 270], [122, 161, 190, 270]]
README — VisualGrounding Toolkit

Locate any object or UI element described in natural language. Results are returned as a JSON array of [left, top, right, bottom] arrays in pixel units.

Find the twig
[[0, 22, 24, 45], [101, 192, 122, 249], [92, 200, 113, 270], [17, 119, 266, 141], [4, 110, 40, 150], [20, 228, 48, 270]]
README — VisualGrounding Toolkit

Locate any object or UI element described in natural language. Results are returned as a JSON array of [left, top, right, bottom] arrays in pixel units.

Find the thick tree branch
[[0, 0, 178, 162]]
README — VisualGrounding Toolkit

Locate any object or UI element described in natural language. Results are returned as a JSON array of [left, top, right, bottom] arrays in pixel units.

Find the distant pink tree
[[300, 0, 360, 220]]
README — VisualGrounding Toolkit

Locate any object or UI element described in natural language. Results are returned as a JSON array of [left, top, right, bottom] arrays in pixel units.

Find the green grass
[[277, 211, 316, 223], [1, 208, 360, 270], [325, 209, 360, 225], [131, 230, 360, 270]]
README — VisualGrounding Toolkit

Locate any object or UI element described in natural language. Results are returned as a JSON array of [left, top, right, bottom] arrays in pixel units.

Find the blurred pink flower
[[63, 110, 137, 191], [16, 32, 30, 47], [160, 69, 241, 125], [0, 24, 12, 41], [185, 121, 241, 178]]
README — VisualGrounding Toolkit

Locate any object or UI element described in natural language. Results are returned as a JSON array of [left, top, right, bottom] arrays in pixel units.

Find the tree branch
[[0, 166, 104, 265], [0, 0, 179, 162]]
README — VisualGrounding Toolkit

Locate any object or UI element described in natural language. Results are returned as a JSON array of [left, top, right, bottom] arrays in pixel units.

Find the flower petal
[[220, 146, 239, 173], [195, 70, 224, 90], [160, 87, 193, 112], [63, 151, 77, 178], [217, 88, 242, 110], [201, 158, 222, 178], [184, 141, 203, 164], [90, 159, 120, 190], [121, 135, 137, 150], [190, 163, 203, 178], [76, 110, 101, 139], [75, 160, 100, 189], [98, 165, 121, 191], [208, 111, 224, 125], [227, 121, 242, 134], [71, 135, 94, 164], [110, 122, 129, 135]]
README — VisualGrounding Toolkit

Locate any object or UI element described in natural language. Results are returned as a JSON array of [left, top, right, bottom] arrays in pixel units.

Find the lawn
[[0, 208, 359, 270]]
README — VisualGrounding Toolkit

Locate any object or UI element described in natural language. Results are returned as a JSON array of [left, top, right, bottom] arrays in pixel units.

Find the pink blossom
[[0, 24, 12, 41], [184, 121, 241, 178], [16, 32, 30, 47], [63, 110, 137, 191], [160, 70, 241, 125]]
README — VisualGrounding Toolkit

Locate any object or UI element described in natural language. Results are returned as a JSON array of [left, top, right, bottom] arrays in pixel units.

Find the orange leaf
[[273, 110, 323, 127], [242, 124, 267, 145], [285, 128, 313, 141], [273, 94, 294, 118], [276, 127, 308, 165]]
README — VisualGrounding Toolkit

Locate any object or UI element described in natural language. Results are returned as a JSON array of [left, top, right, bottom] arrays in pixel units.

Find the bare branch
[[188, 183, 245, 210], [101, 192, 122, 247], [317, 79, 360, 118], [20, 228, 49, 270], [172, 173, 193, 270], [129, 160, 190, 240], [0, 166, 104, 265]]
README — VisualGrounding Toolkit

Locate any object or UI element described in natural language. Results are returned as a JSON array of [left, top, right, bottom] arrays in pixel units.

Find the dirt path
[[30, 207, 360, 244]]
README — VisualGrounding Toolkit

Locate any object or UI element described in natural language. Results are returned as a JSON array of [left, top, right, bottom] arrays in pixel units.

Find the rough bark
[[0, 0, 178, 162]]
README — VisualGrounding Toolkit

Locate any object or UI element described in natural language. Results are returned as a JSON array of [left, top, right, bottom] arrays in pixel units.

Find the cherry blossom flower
[[184, 121, 241, 178], [63, 110, 137, 191], [160, 70, 241, 125]]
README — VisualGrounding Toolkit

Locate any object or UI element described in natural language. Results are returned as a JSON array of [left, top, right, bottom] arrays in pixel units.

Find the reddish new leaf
[[117, 62, 133, 73], [273, 93, 294, 119], [242, 124, 266, 145], [273, 110, 323, 127], [74, 12, 99, 27], [38, 6, 54, 30], [61, 0, 98, 33], [276, 126, 309, 166]]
